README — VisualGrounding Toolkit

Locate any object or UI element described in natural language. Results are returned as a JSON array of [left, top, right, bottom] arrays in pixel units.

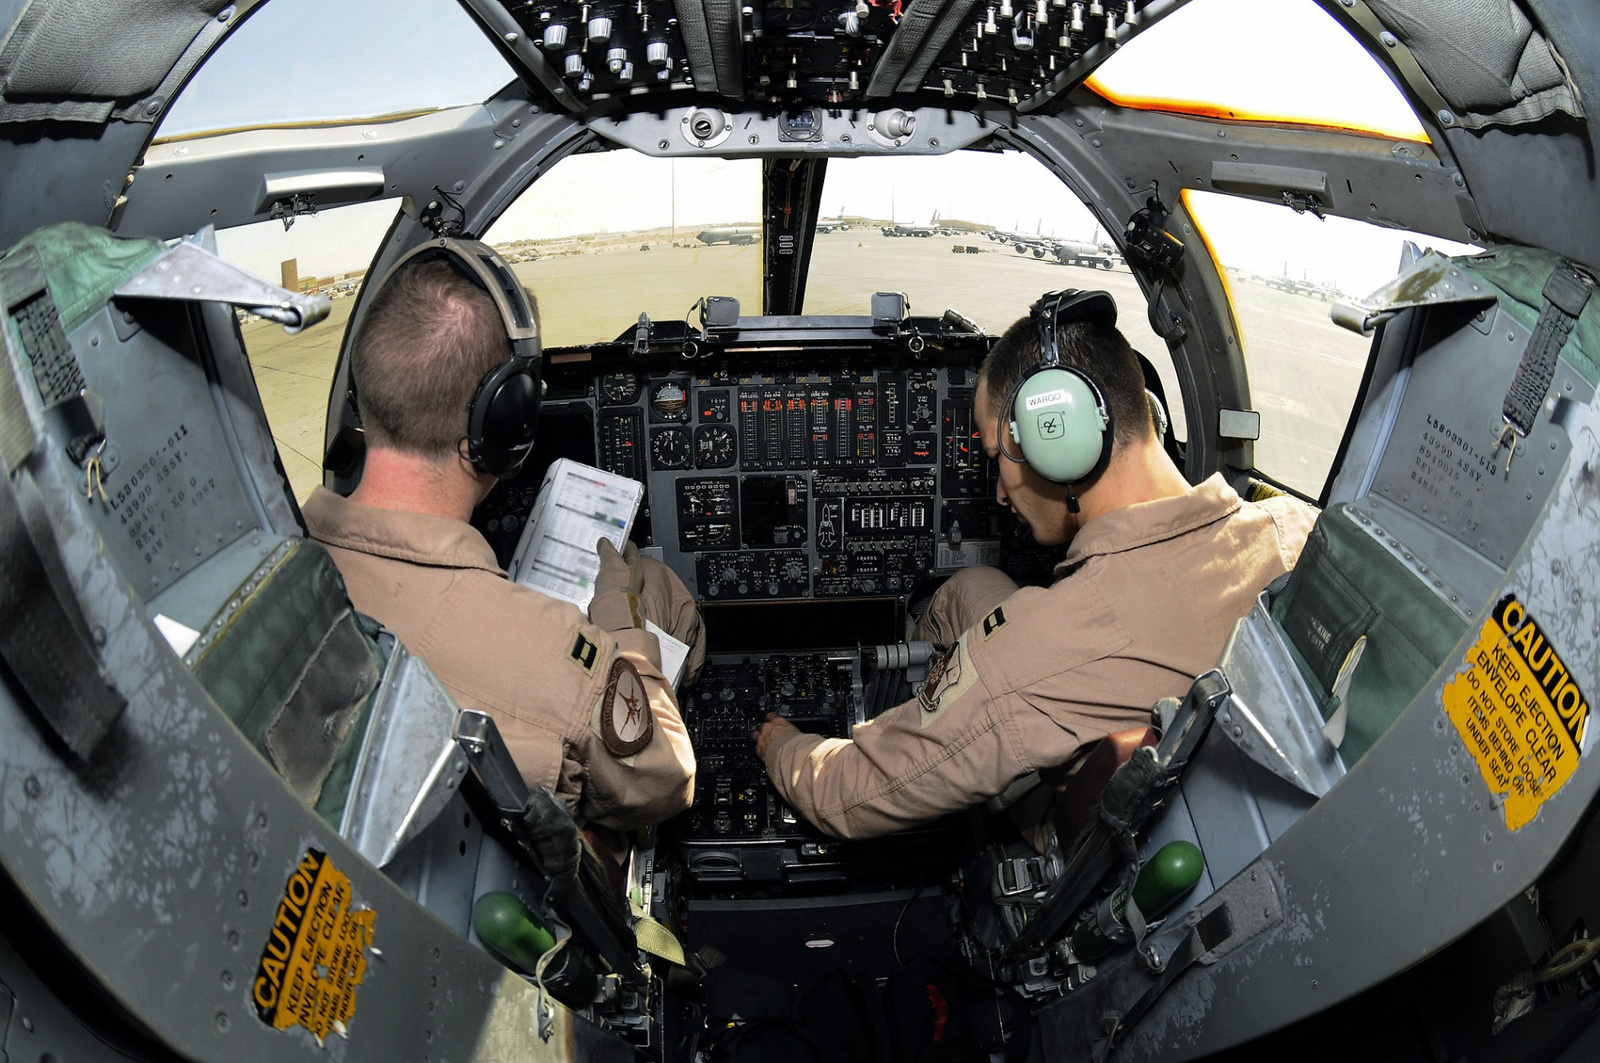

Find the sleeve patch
[[569, 632, 600, 675], [919, 645, 960, 712], [917, 640, 980, 726], [599, 656, 652, 757]]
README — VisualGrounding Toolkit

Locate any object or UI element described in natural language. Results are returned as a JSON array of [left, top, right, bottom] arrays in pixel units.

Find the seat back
[[0, 224, 584, 951], [2, 223, 383, 814], [1296, 248, 1595, 766], [1160, 248, 1599, 889]]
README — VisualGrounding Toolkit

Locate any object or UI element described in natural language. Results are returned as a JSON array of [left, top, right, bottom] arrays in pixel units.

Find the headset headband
[[1030, 288, 1117, 369], [378, 237, 541, 362]]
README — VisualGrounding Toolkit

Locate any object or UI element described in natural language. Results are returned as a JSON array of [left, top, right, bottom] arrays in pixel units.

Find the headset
[[374, 237, 543, 479], [1000, 288, 1117, 512]]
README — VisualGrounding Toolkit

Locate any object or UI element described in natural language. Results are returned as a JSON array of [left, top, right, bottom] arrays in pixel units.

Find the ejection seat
[[988, 248, 1600, 1060], [0, 223, 650, 1023]]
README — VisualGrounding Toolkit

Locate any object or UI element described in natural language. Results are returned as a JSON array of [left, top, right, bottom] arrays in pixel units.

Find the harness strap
[[1501, 263, 1592, 437]]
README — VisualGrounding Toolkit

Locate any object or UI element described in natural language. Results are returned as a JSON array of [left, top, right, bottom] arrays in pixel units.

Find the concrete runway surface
[[243, 230, 1368, 502]]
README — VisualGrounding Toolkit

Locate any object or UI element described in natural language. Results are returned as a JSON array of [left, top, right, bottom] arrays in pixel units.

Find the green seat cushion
[[1271, 505, 1468, 766]]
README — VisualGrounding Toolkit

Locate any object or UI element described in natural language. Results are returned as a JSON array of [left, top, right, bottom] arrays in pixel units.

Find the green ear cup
[[1008, 366, 1110, 483]]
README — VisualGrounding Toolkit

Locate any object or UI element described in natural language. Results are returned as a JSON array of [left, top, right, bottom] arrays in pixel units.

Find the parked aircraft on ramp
[[695, 225, 760, 245]]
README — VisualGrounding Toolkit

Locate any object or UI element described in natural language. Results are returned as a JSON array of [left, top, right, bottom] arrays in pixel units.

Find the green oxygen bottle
[[1069, 840, 1204, 962], [473, 891, 558, 970], [471, 891, 599, 1004]]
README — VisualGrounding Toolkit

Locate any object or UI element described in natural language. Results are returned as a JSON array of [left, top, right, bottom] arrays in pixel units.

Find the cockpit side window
[[1183, 189, 1478, 497], [159, 0, 514, 137], [213, 201, 405, 502], [482, 153, 765, 348], [1086, 0, 1428, 143]]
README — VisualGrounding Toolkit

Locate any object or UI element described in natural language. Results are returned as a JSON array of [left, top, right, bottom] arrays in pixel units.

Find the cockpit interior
[[1, 1, 1599, 1061]]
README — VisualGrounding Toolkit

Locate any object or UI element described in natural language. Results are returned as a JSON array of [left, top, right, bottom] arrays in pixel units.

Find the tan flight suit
[[303, 487, 702, 830], [762, 475, 1317, 839]]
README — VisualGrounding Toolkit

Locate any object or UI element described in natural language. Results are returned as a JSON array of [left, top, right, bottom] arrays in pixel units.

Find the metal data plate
[[1368, 302, 1596, 569], [67, 301, 259, 595]]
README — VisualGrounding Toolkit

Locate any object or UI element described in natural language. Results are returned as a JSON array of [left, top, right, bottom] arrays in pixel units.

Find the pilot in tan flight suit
[[302, 240, 704, 831], [754, 290, 1316, 840]]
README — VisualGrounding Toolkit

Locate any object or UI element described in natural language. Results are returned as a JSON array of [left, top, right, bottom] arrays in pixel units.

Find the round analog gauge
[[598, 370, 640, 406], [651, 427, 691, 469], [694, 424, 736, 468], [651, 380, 689, 421]]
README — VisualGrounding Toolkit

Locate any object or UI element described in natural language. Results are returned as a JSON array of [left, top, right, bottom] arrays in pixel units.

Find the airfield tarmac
[[243, 231, 1368, 502]]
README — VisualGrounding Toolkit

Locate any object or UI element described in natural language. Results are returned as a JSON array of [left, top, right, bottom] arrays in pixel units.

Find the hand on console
[[753, 712, 801, 760]]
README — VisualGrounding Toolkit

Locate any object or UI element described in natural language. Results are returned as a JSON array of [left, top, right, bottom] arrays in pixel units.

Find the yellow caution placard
[[1443, 595, 1591, 830], [252, 849, 376, 1041]]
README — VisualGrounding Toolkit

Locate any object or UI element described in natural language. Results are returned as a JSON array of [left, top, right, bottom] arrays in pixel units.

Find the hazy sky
[[188, 0, 1474, 296]]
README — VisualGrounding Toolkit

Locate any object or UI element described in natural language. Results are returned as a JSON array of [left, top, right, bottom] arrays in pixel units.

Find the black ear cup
[[466, 357, 541, 479]]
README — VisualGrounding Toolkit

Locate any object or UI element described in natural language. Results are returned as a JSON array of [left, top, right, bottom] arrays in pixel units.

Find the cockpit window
[[1087, 0, 1428, 143], [482, 152, 764, 348], [214, 200, 404, 501], [159, 0, 514, 136], [803, 151, 1187, 441], [1183, 189, 1477, 497]]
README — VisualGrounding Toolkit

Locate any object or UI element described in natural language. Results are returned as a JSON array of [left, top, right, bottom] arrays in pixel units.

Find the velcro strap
[[1097, 747, 1165, 833], [1502, 264, 1592, 435], [634, 915, 688, 966], [0, 330, 40, 474], [673, 0, 743, 97]]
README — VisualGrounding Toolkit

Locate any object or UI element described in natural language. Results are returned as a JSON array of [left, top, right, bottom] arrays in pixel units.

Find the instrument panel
[[476, 336, 1049, 608], [474, 320, 1066, 614]]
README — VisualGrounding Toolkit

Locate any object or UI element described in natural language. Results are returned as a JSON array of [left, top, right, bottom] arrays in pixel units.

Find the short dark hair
[[350, 258, 520, 458], [978, 312, 1153, 448]]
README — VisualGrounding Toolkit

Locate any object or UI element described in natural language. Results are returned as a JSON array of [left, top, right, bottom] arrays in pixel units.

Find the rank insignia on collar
[[982, 605, 1008, 640]]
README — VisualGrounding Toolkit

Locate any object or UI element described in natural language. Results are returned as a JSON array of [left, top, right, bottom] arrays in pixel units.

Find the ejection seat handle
[[454, 708, 532, 814]]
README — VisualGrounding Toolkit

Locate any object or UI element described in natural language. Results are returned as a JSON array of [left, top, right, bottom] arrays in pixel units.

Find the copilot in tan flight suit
[[758, 285, 1317, 840], [761, 475, 1314, 839]]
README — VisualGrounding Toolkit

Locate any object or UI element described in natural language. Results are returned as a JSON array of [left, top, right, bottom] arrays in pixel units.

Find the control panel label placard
[[252, 848, 376, 1041], [1443, 595, 1590, 830]]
